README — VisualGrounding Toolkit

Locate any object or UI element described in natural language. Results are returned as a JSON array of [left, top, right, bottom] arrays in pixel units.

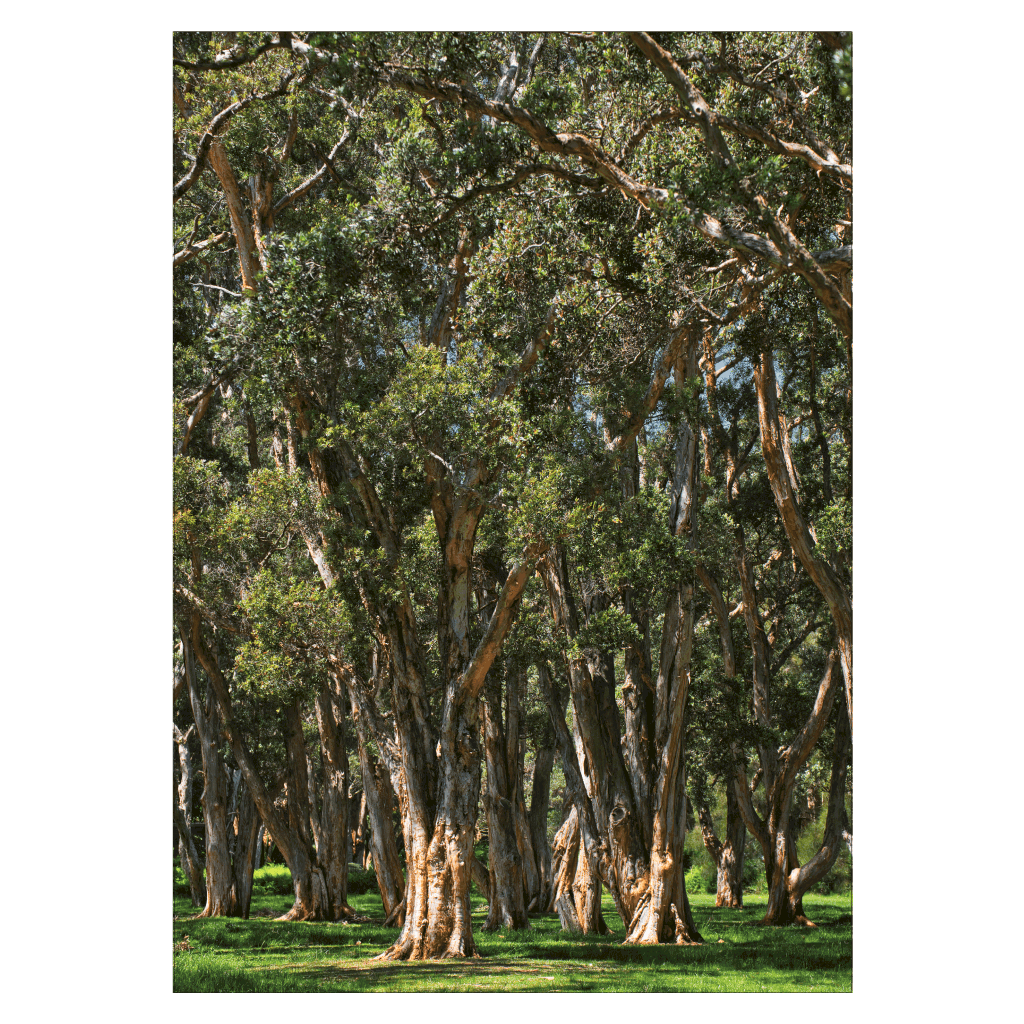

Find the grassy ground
[[174, 866, 851, 993]]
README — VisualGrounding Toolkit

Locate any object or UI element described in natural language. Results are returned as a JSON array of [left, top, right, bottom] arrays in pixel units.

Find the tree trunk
[[731, 651, 842, 927], [278, 697, 336, 921], [506, 664, 542, 910], [227, 769, 262, 919], [314, 676, 354, 919], [173, 722, 205, 906], [753, 349, 852, 736], [621, 584, 702, 945], [764, 701, 852, 925], [481, 667, 530, 930], [696, 782, 746, 909], [186, 658, 240, 918], [540, 328, 705, 946], [345, 676, 406, 925], [541, 548, 650, 929], [548, 807, 608, 934], [185, 618, 339, 923], [384, 685, 481, 959], [537, 662, 608, 934], [527, 712, 556, 911], [375, 499, 543, 958], [351, 789, 367, 870], [717, 783, 747, 908]]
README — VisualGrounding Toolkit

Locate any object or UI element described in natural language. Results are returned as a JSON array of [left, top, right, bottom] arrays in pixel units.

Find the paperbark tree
[[481, 663, 531, 930], [535, 327, 704, 945], [344, 673, 406, 925], [733, 653, 846, 926], [527, 699, 557, 911], [186, 621, 343, 921], [696, 784, 747, 909], [173, 721, 206, 906], [180, 631, 262, 918], [752, 349, 853, 735]]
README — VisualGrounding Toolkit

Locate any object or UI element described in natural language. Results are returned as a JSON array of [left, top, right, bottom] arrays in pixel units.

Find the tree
[[173, 28, 854, 954]]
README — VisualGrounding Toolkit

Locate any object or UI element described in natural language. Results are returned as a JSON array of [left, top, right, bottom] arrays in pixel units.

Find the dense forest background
[[172, 30, 854, 954]]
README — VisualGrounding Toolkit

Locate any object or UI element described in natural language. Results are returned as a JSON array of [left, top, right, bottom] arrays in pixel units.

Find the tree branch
[[174, 71, 298, 205], [173, 35, 293, 71], [173, 231, 232, 269]]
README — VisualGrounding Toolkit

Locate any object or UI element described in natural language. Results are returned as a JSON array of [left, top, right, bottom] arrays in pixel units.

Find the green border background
[[12, 0, 1011, 1019]]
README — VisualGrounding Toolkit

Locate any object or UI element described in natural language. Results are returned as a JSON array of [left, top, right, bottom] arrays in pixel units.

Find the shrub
[[685, 863, 716, 895], [174, 861, 198, 898], [811, 851, 852, 894], [253, 863, 294, 896], [346, 867, 379, 896], [251, 863, 380, 897]]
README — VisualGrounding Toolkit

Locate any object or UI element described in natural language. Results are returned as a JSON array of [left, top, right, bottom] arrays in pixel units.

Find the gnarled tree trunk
[[173, 721, 205, 906], [696, 781, 746, 908], [537, 661, 608, 935], [227, 769, 262, 919], [184, 644, 240, 918], [537, 328, 704, 946], [548, 806, 608, 934], [185, 618, 343, 923], [733, 651, 843, 927], [313, 676, 354, 919], [345, 675, 406, 925], [481, 664, 530, 930], [527, 712, 557, 911], [764, 701, 851, 925], [753, 349, 852, 736]]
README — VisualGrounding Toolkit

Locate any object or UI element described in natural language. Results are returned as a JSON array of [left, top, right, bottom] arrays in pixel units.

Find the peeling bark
[[185, 619, 337, 923], [765, 701, 852, 925], [173, 722, 205, 906], [696, 784, 746, 908], [753, 350, 852, 734], [345, 678, 406, 924], [481, 666, 530, 931], [184, 644, 239, 918], [314, 677, 355, 920], [527, 709, 557, 911]]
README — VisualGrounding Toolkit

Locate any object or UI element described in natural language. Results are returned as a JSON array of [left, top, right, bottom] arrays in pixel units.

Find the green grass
[[174, 866, 851, 992]]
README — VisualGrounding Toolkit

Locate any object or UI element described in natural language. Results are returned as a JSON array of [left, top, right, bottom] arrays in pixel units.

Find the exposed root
[[758, 911, 819, 928], [375, 938, 482, 961], [383, 896, 406, 927]]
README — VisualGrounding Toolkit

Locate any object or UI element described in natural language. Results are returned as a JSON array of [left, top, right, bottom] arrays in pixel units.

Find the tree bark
[[227, 769, 262, 919], [731, 650, 842, 927], [481, 666, 530, 930], [696, 783, 746, 908], [313, 676, 355, 919], [185, 617, 340, 922], [184, 645, 240, 918], [345, 676, 406, 925], [753, 349, 853, 736], [173, 722, 206, 906], [549, 807, 608, 934], [527, 709, 556, 911], [277, 696, 338, 921], [536, 661, 607, 934], [537, 329, 704, 945], [765, 701, 852, 925]]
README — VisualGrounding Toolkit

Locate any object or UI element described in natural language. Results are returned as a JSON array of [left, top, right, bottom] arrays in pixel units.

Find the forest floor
[[173, 868, 852, 993]]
